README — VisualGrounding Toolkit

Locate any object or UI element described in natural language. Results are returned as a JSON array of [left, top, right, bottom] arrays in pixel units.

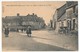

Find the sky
[[2, 1, 66, 25]]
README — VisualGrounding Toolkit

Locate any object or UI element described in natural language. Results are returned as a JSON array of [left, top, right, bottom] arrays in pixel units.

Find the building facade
[[52, 1, 78, 34], [2, 13, 45, 31], [52, 10, 57, 30], [66, 1, 78, 34]]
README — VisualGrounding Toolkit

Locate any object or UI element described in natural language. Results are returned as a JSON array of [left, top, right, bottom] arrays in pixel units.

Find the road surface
[[2, 30, 78, 51]]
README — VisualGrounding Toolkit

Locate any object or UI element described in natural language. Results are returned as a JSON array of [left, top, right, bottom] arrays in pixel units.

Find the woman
[[26, 25, 32, 37]]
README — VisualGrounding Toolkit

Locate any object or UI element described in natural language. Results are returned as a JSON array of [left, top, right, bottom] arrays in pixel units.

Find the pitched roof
[[57, 4, 66, 19]]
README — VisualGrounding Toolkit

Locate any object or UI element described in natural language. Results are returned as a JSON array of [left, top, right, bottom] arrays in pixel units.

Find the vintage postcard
[[2, 1, 78, 51]]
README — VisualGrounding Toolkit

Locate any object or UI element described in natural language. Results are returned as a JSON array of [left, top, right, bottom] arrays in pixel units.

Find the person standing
[[26, 25, 32, 37], [4, 26, 9, 37]]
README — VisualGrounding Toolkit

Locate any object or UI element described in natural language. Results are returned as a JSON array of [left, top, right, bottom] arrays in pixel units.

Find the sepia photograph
[[2, 1, 78, 51]]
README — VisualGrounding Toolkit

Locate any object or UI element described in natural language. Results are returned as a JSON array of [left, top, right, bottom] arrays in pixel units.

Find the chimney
[[32, 13, 34, 15], [17, 13, 20, 16]]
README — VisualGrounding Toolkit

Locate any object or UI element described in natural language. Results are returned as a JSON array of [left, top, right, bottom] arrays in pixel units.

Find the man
[[26, 25, 32, 37]]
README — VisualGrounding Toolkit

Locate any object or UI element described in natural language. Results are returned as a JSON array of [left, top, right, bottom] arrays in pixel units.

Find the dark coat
[[26, 28, 32, 34], [4, 28, 9, 35]]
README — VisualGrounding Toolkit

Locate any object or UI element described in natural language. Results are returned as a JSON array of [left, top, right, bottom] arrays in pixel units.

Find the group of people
[[4, 25, 32, 37]]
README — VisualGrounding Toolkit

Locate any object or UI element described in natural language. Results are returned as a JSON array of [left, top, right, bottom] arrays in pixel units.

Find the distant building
[[2, 13, 45, 31]]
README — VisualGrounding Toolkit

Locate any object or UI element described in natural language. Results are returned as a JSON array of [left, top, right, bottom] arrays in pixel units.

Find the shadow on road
[[19, 36, 72, 51]]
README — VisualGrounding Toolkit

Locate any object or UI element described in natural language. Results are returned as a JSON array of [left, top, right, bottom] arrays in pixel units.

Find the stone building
[[52, 1, 78, 34], [52, 4, 66, 33], [66, 1, 78, 34], [52, 10, 58, 30]]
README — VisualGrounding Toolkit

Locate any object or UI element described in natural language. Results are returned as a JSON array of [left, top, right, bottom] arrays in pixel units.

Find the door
[[73, 19, 75, 30]]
